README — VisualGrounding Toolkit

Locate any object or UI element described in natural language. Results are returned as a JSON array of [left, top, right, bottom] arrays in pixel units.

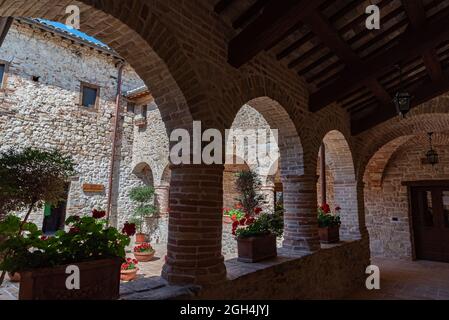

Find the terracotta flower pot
[[319, 225, 340, 244], [18, 258, 121, 300], [8, 272, 21, 282], [120, 268, 138, 282], [134, 250, 155, 262], [237, 233, 277, 263], [135, 233, 146, 244]]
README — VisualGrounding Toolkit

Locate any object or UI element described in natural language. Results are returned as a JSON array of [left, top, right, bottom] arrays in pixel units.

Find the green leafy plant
[[0, 147, 76, 220], [234, 211, 284, 238], [222, 204, 245, 222], [231, 170, 283, 238], [317, 204, 341, 228], [128, 186, 158, 234], [0, 214, 131, 274]]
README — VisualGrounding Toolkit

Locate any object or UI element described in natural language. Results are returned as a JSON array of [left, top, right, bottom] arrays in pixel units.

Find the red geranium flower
[[40, 235, 48, 241], [335, 206, 341, 211], [122, 221, 136, 236], [231, 214, 237, 221], [321, 203, 331, 214], [69, 227, 80, 234], [254, 207, 262, 215], [92, 209, 106, 219]]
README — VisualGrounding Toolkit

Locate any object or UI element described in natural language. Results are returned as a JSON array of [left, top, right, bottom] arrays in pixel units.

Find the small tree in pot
[[232, 170, 283, 263], [128, 186, 158, 245], [0, 147, 76, 286]]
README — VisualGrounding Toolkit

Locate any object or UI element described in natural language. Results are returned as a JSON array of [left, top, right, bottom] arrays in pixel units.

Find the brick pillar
[[282, 174, 321, 252], [162, 164, 226, 285], [154, 184, 170, 215]]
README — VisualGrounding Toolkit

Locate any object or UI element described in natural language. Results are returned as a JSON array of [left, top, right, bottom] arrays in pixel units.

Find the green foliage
[[0, 215, 130, 273], [0, 147, 76, 219], [129, 186, 158, 233], [222, 206, 245, 221], [235, 211, 284, 238], [317, 207, 341, 228], [234, 170, 265, 216]]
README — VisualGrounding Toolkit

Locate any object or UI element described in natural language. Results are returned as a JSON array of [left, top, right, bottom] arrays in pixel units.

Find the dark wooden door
[[410, 186, 449, 262]]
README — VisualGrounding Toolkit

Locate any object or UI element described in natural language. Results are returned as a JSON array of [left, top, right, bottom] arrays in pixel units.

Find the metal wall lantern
[[426, 132, 439, 166]]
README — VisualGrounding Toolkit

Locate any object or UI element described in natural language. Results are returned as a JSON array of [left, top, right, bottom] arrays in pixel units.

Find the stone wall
[[365, 133, 449, 259], [198, 240, 370, 299], [0, 20, 144, 226]]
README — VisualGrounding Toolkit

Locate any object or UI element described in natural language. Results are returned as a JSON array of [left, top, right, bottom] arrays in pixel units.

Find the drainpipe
[[106, 61, 125, 225], [320, 142, 327, 205]]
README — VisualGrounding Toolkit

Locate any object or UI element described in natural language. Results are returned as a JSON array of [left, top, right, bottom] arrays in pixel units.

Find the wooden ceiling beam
[[302, 11, 391, 106], [351, 74, 449, 134], [403, 0, 444, 82], [214, 0, 235, 14], [233, 0, 270, 29], [0, 17, 13, 48], [228, 0, 324, 68], [309, 10, 449, 112]]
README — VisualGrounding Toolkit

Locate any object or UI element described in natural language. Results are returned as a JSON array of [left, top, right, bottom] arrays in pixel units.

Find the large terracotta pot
[[319, 226, 340, 244], [135, 233, 146, 244], [134, 251, 155, 262], [8, 272, 21, 282], [18, 258, 121, 300], [120, 268, 138, 282], [237, 233, 277, 263]]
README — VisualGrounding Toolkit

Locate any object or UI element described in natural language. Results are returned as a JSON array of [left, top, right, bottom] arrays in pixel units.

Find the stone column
[[162, 164, 226, 285], [260, 183, 275, 212], [282, 174, 321, 252], [154, 184, 170, 215], [334, 179, 362, 240]]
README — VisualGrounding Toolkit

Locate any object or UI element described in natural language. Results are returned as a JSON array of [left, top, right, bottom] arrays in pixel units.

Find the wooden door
[[410, 185, 449, 262]]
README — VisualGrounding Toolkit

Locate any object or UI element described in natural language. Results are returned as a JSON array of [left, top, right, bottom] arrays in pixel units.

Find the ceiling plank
[[228, 0, 324, 68], [309, 10, 449, 112], [403, 0, 444, 82], [352, 74, 449, 134], [303, 11, 391, 106]]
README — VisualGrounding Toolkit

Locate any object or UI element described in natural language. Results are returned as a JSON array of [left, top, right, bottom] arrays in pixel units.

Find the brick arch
[[363, 136, 414, 188], [358, 112, 449, 181], [0, 0, 210, 132], [243, 97, 304, 178], [319, 130, 361, 240]]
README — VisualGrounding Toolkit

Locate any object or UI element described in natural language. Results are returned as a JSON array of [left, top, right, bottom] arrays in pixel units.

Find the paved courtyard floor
[[2, 250, 449, 300], [347, 258, 449, 300]]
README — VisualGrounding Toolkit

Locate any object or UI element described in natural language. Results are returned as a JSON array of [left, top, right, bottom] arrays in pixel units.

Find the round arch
[[0, 0, 204, 133], [318, 130, 361, 240]]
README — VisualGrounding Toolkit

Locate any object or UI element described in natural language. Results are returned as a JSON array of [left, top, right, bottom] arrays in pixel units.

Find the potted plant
[[0, 147, 76, 286], [120, 258, 139, 282], [317, 204, 341, 244], [129, 186, 158, 244], [232, 170, 283, 263], [133, 242, 155, 262], [0, 211, 134, 300]]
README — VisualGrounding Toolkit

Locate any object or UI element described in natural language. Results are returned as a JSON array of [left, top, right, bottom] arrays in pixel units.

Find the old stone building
[[1, 0, 449, 301]]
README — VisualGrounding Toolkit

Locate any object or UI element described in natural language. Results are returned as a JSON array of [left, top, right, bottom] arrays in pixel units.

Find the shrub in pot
[[232, 170, 283, 263], [317, 204, 341, 244], [128, 186, 158, 244], [0, 211, 134, 300], [120, 258, 139, 282]]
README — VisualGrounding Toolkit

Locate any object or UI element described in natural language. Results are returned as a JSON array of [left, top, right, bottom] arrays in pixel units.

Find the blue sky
[[37, 19, 108, 48]]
